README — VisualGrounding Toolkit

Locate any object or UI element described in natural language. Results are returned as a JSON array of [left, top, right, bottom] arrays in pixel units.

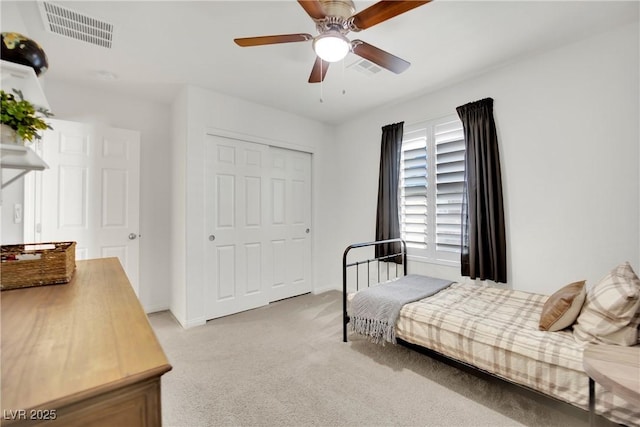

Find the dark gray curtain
[[375, 122, 404, 261], [457, 98, 507, 283]]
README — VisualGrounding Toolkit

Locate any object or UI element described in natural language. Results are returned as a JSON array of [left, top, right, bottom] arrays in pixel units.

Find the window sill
[[406, 254, 460, 268]]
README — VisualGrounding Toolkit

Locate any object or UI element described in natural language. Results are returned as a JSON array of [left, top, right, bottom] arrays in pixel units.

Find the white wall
[[1, 0, 30, 244], [331, 22, 640, 295], [1, 173, 24, 243], [171, 85, 335, 328], [169, 87, 188, 326], [43, 81, 172, 313]]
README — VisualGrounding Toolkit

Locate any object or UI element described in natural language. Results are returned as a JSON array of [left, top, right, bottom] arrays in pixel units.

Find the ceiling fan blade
[[308, 57, 330, 83], [234, 33, 313, 47], [351, 0, 431, 31], [297, 0, 326, 20], [351, 40, 410, 74]]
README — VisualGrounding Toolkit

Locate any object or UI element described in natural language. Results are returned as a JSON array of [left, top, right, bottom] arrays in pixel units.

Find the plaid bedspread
[[395, 282, 640, 426]]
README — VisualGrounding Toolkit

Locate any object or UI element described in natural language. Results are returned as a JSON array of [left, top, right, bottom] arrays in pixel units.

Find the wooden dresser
[[1, 258, 172, 426]]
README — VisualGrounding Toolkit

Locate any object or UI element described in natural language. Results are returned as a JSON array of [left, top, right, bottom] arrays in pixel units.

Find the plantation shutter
[[434, 120, 465, 254], [400, 128, 428, 251], [399, 115, 465, 263]]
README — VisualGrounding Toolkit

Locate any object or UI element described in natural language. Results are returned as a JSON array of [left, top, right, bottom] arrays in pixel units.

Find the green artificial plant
[[1, 88, 53, 143]]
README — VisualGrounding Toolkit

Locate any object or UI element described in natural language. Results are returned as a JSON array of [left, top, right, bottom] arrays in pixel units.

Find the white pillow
[[573, 262, 640, 346]]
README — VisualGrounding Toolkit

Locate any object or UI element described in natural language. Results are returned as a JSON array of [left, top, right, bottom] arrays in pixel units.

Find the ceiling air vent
[[38, 1, 113, 48], [348, 58, 383, 76]]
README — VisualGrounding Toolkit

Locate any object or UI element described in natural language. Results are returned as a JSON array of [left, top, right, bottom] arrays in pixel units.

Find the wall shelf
[[1, 60, 50, 110], [1, 60, 50, 189], [1, 143, 49, 189]]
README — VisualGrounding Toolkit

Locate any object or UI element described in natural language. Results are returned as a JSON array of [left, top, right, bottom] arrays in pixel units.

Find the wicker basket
[[1, 242, 76, 291]]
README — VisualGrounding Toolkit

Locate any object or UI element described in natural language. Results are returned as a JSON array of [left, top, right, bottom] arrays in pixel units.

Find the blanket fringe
[[350, 316, 396, 345]]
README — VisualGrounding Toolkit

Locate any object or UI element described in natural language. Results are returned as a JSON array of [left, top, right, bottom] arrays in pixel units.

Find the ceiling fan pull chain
[[342, 59, 346, 95], [320, 60, 324, 103]]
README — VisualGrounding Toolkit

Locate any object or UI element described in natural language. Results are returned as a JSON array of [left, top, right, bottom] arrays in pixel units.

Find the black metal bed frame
[[340, 238, 600, 425], [342, 238, 407, 343]]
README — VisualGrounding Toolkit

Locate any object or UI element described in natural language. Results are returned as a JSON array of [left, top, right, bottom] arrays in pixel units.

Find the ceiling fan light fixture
[[313, 32, 350, 63]]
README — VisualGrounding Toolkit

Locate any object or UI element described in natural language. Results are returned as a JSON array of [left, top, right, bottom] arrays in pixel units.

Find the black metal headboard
[[342, 238, 407, 342]]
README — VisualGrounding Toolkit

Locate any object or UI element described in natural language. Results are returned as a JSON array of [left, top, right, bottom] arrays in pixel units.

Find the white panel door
[[205, 136, 270, 319], [35, 119, 141, 292], [267, 147, 312, 302]]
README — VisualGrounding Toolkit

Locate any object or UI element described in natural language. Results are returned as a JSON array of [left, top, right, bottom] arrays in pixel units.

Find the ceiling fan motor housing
[[315, 0, 356, 35], [319, 0, 355, 19], [315, 16, 351, 35]]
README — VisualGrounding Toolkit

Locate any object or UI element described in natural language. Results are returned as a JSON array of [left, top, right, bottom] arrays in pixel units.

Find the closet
[[204, 135, 312, 320]]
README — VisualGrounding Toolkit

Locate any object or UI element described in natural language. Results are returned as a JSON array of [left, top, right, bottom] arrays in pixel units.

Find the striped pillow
[[573, 262, 640, 346]]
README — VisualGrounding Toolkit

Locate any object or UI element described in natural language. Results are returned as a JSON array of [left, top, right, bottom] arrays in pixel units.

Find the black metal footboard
[[342, 238, 407, 342]]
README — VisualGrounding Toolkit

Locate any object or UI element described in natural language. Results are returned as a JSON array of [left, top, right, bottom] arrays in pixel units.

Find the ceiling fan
[[234, 0, 431, 83]]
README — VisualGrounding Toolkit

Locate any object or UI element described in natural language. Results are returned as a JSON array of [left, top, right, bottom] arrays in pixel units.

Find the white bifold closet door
[[204, 135, 312, 320]]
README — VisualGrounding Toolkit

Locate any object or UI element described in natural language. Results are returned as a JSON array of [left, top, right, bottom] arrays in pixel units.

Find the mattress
[[388, 282, 640, 426]]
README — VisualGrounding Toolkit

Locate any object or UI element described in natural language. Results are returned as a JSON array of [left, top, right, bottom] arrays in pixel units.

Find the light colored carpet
[[149, 291, 605, 427]]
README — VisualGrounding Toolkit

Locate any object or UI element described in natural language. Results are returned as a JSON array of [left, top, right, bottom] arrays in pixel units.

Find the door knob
[[128, 233, 138, 240], [306, 228, 310, 234]]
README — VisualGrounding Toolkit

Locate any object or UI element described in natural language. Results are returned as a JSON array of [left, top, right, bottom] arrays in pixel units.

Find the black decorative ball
[[1, 32, 48, 76]]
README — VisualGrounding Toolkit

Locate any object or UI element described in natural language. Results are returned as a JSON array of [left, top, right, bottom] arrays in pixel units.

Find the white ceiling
[[7, 0, 640, 125]]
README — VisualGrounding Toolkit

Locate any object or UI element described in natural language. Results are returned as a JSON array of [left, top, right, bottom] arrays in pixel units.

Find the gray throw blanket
[[350, 274, 453, 344]]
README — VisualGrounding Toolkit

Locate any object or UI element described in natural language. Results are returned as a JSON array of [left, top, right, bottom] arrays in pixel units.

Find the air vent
[[348, 58, 383, 76], [38, 1, 113, 48]]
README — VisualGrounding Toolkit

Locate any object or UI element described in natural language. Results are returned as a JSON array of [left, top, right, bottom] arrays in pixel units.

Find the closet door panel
[[267, 147, 312, 302], [204, 136, 269, 319]]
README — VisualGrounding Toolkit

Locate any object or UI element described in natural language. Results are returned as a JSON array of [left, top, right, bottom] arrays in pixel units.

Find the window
[[399, 115, 465, 264]]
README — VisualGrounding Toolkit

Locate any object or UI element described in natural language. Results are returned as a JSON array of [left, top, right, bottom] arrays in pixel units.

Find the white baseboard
[[145, 305, 170, 314], [182, 315, 206, 329]]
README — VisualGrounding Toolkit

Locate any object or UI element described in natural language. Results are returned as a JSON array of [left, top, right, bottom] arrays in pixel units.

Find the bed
[[342, 239, 640, 426]]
